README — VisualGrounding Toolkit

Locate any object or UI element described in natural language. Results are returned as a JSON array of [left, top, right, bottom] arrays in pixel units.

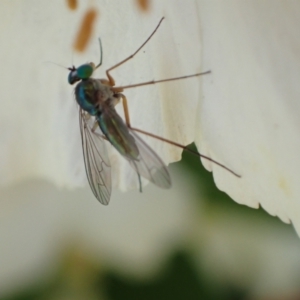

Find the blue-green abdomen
[[97, 107, 139, 161]]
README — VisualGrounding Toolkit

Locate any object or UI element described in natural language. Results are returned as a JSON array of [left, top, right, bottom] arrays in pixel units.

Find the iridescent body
[[68, 56, 171, 205], [73, 70, 139, 160], [67, 18, 240, 205]]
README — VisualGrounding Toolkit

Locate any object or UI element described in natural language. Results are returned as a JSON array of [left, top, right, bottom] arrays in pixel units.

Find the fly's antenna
[[43, 61, 68, 70], [95, 37, 103, 69], [71, 50, 74, 68]]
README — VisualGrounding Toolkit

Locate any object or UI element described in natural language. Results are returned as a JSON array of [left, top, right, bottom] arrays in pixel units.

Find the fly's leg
[[102, 75, 124, 92], [99, 79, 112, 86], [112, 85, 240, 178], [105, 17, 165, 86], [130, 126, 241, 178], [132, 160, 143, 193], [118, 94, 131, 127], [106, 72, 116, 87], [113, 71, 211, 90], [110, 96, 240, 178], [116, 93, 240, 180]]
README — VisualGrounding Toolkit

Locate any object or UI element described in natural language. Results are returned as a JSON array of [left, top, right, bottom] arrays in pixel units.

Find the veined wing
[[99, 107, 171, 189], [127, 130, 171, 189], [79, 109, 112, 205]]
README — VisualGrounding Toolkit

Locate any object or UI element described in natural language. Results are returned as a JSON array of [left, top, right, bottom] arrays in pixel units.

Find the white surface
[[0, 0, 202, 190], [0, 0, 300, 265], [196, 1, 300, 232]]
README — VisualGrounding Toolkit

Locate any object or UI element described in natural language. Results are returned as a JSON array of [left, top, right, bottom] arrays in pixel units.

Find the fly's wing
[[100, 107, 171, 189], [127, 130, 172, 189], [79, 109, 112, 205]]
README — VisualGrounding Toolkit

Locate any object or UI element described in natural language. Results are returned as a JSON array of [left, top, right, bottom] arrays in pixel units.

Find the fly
[[68, 17, 240, 205]]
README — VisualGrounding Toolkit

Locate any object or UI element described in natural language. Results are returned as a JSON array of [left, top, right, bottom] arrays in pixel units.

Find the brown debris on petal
[[66, 0, 78, 10], [136, 0, 151, 12], [73, 8, 98, 52]]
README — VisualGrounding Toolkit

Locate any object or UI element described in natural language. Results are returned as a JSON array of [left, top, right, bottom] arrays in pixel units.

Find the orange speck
[[136, 0, 151, 12], [73, 8, 98, 52], [66, 0, 78, 10]]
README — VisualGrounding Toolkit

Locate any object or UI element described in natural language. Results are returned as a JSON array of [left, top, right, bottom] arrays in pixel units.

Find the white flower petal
[[196, 1, 300, 232], [0, 0, 203, 191], [2, 0, 299, 235]]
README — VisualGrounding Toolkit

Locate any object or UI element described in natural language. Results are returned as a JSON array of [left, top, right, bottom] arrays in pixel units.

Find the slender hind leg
[[130, 127, 241, 178], [116, 96, 240, 178], [117, 91, 240, 177]]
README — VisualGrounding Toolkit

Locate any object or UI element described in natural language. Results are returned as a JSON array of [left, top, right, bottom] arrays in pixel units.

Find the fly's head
[[68, 38, 103, 85], [68, 62, 96, 85]]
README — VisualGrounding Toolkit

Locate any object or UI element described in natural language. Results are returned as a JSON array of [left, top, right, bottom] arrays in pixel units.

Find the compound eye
[[68, 69, 79, 85]]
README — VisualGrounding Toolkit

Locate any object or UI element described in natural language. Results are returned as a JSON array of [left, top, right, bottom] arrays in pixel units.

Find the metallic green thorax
[[67, 34, 172, 204], [72, 73, 139, 161], [75, 79, 102, 116]]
